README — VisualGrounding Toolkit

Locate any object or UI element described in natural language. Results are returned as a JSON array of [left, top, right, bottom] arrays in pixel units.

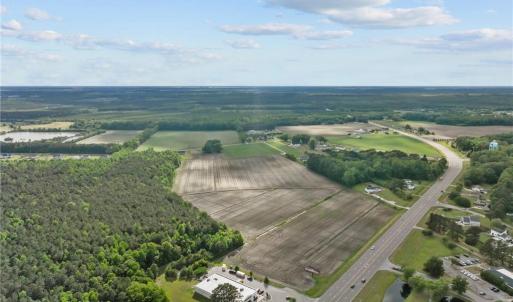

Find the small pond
[[0, 132, 81, 143], [383, 279, 411, 302]]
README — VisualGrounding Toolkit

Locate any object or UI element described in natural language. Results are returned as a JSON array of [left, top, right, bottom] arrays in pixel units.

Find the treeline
[[0, 142, 120, 154], [402, 112, 513, 126], [123, 126, 159, 149], [0, 150, 243, 301], [455, 133, 513, 152], [306, 150, 447, 187]]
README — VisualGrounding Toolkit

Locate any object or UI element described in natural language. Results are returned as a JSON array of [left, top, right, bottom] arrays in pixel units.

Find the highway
[[319, 123, 464, 302]]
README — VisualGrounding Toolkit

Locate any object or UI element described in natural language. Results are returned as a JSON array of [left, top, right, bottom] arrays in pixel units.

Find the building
[[489, 140, 499, 151], [404, 179, 416, 190], [488, 268, 513, 290], [490, 229, 513, 247], [194, 274, 256, 301], [458, 216, 480, 227], [365, 184, 383, 194]]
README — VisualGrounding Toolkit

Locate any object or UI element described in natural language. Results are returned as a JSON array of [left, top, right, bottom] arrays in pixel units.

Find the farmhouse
[[365, 184, 383, 194], [194, 274, 256, 301], [458, 216, 480, 227]]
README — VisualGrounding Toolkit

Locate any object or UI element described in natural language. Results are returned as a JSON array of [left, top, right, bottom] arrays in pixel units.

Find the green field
[[157, 276, 206, 302], [390, 229, 461, 271], [266, 140, 305, 157], [138, 131, 240, 151], [327, 133, 441, 157], [354, 271, 399, 302], [222, 143, 280, 158]]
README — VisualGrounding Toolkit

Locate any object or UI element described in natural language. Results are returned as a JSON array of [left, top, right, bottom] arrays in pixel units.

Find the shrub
[[454, 196, 472, 208], [165, 268, 178, 281], [422, 229, 433, 236]]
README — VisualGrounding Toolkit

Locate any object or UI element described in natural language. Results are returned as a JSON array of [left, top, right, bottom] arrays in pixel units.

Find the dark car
[[350, 284, 355, 289]]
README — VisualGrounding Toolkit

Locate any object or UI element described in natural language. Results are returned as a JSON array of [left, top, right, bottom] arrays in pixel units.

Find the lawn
[[156, 276, 207, 302], [353, 271, 399, 302], [137, 131, 240, 151], [326, 133, 441, 157], [222, 143, 280, 158], [390, 229, 462, 271], [353, 180, 433, 208]]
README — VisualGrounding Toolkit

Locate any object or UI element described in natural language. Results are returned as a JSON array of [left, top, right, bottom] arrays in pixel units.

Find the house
[[365, 184, 383, 194], [404, 179, 416, 190], [194, 274, 256, 302], [458, 216, 480, 227], [471, 185, 486, 194], [490, 229, 513, 247], [489, 140, 499, 151]]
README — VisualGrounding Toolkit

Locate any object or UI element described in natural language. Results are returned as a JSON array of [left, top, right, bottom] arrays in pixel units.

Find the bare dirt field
[[175, 155, 395, 290], [400, 121, 513, 138], [277, 123, 379, 136], [174, 155, 338, 194]]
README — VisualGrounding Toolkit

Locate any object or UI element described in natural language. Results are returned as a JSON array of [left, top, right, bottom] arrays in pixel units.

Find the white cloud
[[18, 30, 63, 42], [220, 23, 352, 40], [25, 8, 53, 21], [1, 44, 61, 61], [264, 0, 457, 28], [390, 28, 513, 51], [0, 5, 7, 15], [226, 39, 261, 49], [2, 20, 23, 31]]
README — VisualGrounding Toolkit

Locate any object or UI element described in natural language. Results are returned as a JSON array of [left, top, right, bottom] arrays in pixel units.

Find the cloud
[[1, 44, 61, 61], [225, 39, 261, 49], [0, 5, 6, 15], [25, 8, 53, 21], [220, 23, 352, 40], [264, 0, 457, 28], [18, 30, 63, 42], [390, 28, 513, 51], [2, 19, 22, 31]]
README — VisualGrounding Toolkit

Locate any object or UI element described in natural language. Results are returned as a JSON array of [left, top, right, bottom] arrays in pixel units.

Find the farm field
[[137, 130, 239, 151], [277, 123, 379, 136], [77, 130, 141, 144], [397, 121, 513, 138], [223, 143, 280, 158], [266, 140, 305, 157], [20, 121, 74, 130], [0, 131, 80, 143], [175, 154, 396, 290], [327, 132, 441, 157]]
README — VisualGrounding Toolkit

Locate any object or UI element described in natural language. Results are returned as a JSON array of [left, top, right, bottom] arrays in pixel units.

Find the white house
[[489, 140, 499, 151], [194, 274, 256, 302], [365, 184, 383, 194], [458, 216, 480, 227], [404, 179, 416, 190], [490, 229, 513, 247]]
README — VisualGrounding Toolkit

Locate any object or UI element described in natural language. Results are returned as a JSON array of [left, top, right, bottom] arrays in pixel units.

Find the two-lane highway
[[319, 123, 464, 302]]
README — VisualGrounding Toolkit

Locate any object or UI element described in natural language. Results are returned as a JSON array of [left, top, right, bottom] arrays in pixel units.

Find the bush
[[454, 196, 472, 208], [422, 229, 433, 236], [165, 268, 178, 281], [448, 191, 461, 200], [285, 153, 297, 161], [424, 257, 444, 278], [202, 139, 223, 153], [447, 242, 457, 250]]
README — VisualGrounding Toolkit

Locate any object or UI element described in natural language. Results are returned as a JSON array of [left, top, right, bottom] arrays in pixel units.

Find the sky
[[1, 0, 512, 86]]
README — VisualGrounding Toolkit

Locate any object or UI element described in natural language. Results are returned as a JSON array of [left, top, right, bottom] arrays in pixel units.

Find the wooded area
[[0, 150, 242, 301]]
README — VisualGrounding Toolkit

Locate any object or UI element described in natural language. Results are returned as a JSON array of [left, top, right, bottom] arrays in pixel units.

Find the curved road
[[319, 123, 464, 302]]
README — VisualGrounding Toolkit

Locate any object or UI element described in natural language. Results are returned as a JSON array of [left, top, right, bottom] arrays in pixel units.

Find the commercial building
[[194, 274, 256, 301]]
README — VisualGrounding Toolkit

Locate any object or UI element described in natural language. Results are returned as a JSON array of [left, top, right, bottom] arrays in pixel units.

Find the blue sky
[[1, 0, 512, 85]]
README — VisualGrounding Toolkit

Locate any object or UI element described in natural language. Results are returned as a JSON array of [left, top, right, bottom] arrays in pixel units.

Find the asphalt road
[[319, 123, 464, 302]]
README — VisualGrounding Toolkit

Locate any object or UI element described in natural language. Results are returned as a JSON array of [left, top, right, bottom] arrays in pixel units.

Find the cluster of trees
[[426, 213, 465, 243], [123, 126, 159, 149], [306, 150, 447, 187], [480, 239, 513, 269], [0, 142, 120, 154], [291, 134, 311, 145], [447, 187, 472, 208], [0, 150, 243, 301], [202, 140, 223, 154], [457, 134, 513, 217], [402, 266, 468, 299]]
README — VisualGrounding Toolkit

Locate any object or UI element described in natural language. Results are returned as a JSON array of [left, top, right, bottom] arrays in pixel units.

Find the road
[[319, 123, 464, 302]]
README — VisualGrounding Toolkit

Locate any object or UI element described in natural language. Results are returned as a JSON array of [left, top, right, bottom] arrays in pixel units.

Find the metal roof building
[[194, 274, 257, 301]]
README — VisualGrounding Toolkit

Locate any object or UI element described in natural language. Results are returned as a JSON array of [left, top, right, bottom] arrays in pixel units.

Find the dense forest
[[1, 87, 512, 128], [455, 133, 513, 217], [0, 150, 243, 301], [306, 149, 447, 187]]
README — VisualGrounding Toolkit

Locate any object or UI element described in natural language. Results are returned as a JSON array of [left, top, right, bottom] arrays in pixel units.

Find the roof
[[195, 274, 256, 300], [491, 268, 513, 288]]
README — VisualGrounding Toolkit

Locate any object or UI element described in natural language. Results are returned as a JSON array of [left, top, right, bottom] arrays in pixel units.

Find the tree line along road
[[318, 123, 464, 302]]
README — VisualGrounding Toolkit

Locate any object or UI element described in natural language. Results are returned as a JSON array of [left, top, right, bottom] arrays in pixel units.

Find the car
[[350, 284, 355, 289], [479, 291, 486, 296], [361, 279, 366, 283], [370, 245, 375, 250]]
